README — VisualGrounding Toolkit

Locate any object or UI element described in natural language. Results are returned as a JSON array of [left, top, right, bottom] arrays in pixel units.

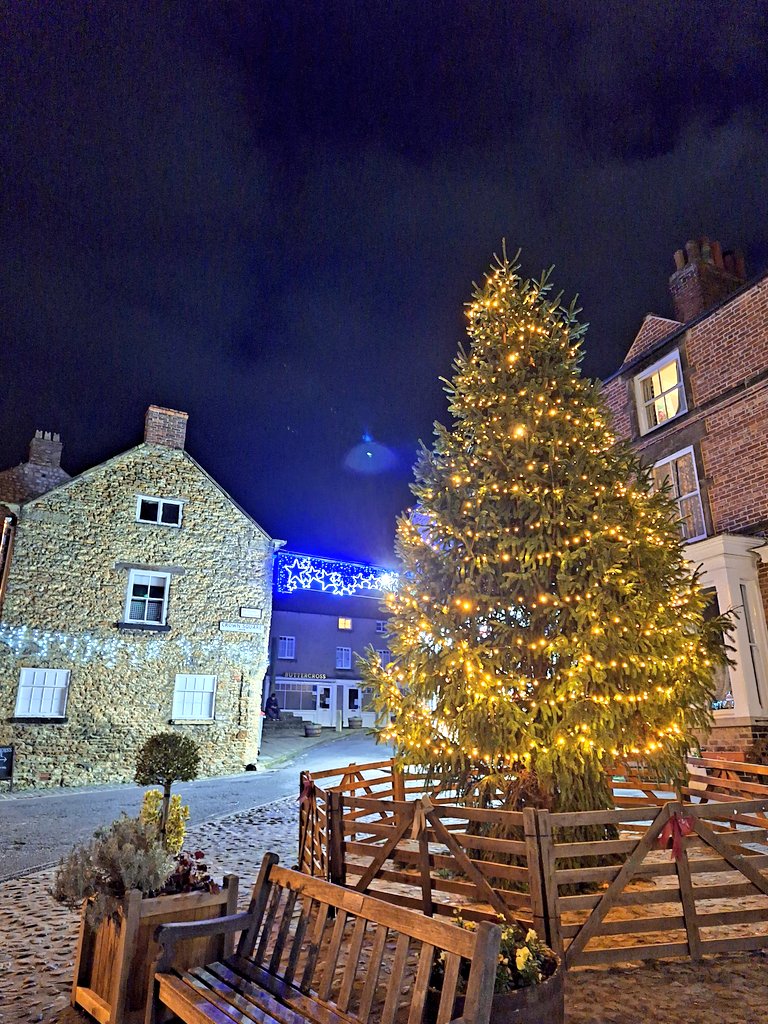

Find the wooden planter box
[[426, 965, 564, 1024], [71, 874, 238, 1024]]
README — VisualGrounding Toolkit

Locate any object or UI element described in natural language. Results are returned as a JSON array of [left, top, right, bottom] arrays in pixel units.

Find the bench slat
[[198, 963, 316, 1024], [380, 932, 410, 1024], [318, 910, 349, 1001], [229, 957, 357, 1024], [299, 903, 330, 995], [356, 922, 387, 1022], [158, 974, 259, 1024], [407, 943, 435, 1024], [436, 953, 460, 1024], [187, 968, 284, 1024], [337, 916, 367, 1013], [270, 890, 299, 975], [255, 886, 283, 966], [283, 900, 313, 988]]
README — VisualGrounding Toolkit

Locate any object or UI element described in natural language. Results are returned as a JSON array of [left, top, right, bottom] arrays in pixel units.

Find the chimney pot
[[673, 249, 686, 271], [723, 252, 735, 274], [685, 240, 700, 261], [735, 249, 746, 279], [711, 240, 724, 269], [144, 405, 189, 450]]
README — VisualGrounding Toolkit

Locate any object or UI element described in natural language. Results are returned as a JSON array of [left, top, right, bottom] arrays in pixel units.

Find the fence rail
[[297, 753, 768, 967]]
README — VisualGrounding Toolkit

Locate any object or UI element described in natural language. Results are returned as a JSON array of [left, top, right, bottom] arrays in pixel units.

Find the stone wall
[[0, 443, 274, 788]]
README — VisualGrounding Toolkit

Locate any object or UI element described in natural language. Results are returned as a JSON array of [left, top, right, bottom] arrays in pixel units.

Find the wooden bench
[[146, 852, 501, 1024]]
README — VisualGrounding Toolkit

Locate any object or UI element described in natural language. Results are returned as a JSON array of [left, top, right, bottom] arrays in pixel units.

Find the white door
[[316, 683, 336, 727]]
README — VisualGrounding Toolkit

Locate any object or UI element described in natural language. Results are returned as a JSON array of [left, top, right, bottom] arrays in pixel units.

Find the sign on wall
[[0, 746, 13, 784]]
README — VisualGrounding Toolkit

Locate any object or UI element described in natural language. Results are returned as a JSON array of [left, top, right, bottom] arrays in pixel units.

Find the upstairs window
[[172, 674, 216, 720], [635, 352, 686, 434], [376, 649, 392, 666], [651, 447, 706, 542], [136, 496, 183, 527], [336, 646, 352, 670], [337, 617, 353, 630], [278, 636, 296, 660], [375, 620, 387, 634], [125, 570, 170, 625], [15, 668, 70, 718]]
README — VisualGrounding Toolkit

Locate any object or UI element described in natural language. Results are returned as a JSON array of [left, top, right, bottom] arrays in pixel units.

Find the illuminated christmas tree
[[364, 249, 729, 812]]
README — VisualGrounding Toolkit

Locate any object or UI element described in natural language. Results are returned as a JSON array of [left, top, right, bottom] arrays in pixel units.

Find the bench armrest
[[154, 912, 253, 970]]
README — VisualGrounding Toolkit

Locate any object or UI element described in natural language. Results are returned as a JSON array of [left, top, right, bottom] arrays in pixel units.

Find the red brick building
[[603, 239, 768, 753]]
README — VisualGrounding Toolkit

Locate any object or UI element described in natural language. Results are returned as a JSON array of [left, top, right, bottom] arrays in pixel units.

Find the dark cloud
[[2, 1, 767, 562]]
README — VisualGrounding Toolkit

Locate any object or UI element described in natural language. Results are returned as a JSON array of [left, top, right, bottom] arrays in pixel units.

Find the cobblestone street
[[2, 795, 767, 1024]]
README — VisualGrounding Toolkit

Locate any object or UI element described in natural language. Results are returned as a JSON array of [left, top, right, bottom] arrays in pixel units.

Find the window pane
[[139, 499, 159, 521], [675, 452, 697, 496], [161, 502, 181, 524], [678, 495, 704, 539], [145, 601, 163, 622], [132, 583, 149, 597]]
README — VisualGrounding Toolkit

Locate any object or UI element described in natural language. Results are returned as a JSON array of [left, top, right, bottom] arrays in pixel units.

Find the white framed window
[[375, 620, 387, 634], [136, 495, 183, 527], [740, 584, 766, 706], [278, 635, 296, 660], [376, 649, 392, 666], [651, 447, 706, 541], [15, 668, 70, 718], [338, 617, 352, 630], [124, 570, 170, 625], [336, 646, 352, 670], [635, 352, 687, 434], [172, 674, 216, 720], [274, 681, 317, 711]]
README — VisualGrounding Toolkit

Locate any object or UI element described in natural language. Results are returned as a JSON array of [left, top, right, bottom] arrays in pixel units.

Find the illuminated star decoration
[[275, 551, 399, 598]]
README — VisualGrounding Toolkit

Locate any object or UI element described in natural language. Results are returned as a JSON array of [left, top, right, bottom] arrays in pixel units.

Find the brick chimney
[[669, 237, 746, 323], [144, 405, 188, 449], [28, 430, 63, 468]]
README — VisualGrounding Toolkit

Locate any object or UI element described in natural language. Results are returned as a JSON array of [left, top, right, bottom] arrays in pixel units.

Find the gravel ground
[[2, 798, 766, 1024]]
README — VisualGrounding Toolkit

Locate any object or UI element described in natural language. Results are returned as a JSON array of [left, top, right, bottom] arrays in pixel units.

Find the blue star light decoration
[[275, 551, 398, 598]]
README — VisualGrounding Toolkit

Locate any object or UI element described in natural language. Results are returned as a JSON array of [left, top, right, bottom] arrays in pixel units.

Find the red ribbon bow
[[658, 812, 694, 860], [298, 773, 315, 807]]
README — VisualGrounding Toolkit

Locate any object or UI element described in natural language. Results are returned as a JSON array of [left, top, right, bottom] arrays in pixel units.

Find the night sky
[[3, 2, 768, 564]]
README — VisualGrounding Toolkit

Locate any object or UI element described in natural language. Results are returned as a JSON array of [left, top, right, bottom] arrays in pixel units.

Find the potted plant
[[52, 734, 238, 1024], [428, 918, 563, 1024]]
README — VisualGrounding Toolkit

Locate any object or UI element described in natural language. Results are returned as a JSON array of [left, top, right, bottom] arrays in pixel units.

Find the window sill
[[168, 718, 216, 725], [116, 622, 171, 633], [9, 717, 68, 725]]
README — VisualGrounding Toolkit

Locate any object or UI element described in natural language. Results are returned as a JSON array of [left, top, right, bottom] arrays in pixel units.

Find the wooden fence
[[298, 754, 768, 967]]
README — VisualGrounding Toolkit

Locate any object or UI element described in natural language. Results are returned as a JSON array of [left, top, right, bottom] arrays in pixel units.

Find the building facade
[[266, 551, 396, 728], [0, 406, 277, 788], [603, 239, 768, 752]]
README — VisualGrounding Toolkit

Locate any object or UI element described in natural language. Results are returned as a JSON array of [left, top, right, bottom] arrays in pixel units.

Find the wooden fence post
[[392, 765, 405, 803], [536, 809, 563, 956], [522, 807, 548, 945], [328, 789, 346, 887]]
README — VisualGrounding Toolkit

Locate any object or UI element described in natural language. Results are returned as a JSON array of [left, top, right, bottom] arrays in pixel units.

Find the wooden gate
[[540, 798, 768, 967]]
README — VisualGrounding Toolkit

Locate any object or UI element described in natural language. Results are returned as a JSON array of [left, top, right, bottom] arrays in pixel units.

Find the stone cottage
[[0, 406, 278, 788]]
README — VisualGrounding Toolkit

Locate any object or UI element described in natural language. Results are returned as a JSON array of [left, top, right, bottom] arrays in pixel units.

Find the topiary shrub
[[135, 733, 200, 848]]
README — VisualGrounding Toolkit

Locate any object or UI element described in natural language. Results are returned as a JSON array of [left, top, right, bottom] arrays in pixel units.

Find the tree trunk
[[160, 783, 171, 849]]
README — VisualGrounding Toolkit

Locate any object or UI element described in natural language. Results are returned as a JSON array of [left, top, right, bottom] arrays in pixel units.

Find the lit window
[[15, 668, 70, 718], [124, 570, 170, 625], [376, 649, 392, 666], [635, 353, 687, 434], [651, 447, 706, 541], [172, 674, 216, 720], [278, 636, 296, 660], [338, 617, 353, 630], [375, 620, 387, 634], [336, 646, 352, 670], [136, 496, 183, 527]]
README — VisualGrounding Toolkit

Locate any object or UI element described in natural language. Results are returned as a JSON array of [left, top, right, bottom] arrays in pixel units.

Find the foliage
[[433, 918, 557, 993], [135, 732, 199, 847], [135, 733, 200, 789], [363, 248, 731, 813], [51, 816, 172, 927], [160, 850, 220, 896], [140, 789, 190, 855]]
